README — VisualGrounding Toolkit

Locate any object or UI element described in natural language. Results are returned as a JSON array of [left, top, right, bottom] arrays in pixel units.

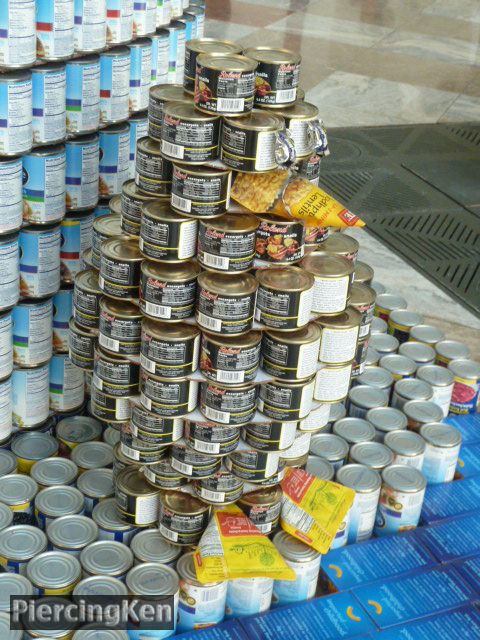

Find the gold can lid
[[100, 296, 142, 319], [149, 84, 190, 103], [142, 200, 190, 224], [164, 101, 220, 122], [256, 266, 314, 292], [197, 271, 258, 296], [102, 236, 142, 262], [160, 490, 210, 515], [316, 307, 361, 330], [354, 260, 374, 283], [313, 233, 359, 256], [203, 329, 262, 349], [265, 322, 321, 344], [141, 259, 201, 282], [238, 484, 282, 507], [301, 253, 354, 278], [122, 179, 156, 202], [197, 52, 258, 73], [116, 467, 159, 498], [349, 282, 376, 306], [200, 212, 258, 234], [93, 214, 122, 238], [137, 136, 162, 157], [187, 38, 243, 56], [244, 46, 301, 66], [224, 109, 284, 132], [142, 318, 200, 342], [109, 195, 122, 216], [274, 101, 318, 120], [75, 269, 100, 294]]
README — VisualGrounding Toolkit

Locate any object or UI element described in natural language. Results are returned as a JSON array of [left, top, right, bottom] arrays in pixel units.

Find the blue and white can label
[[22, 147, 66, 225], [49, 353, 85, 412], [0, 377, 12, 442], [60, 212, 94, 283], [32, 65, 67, 145], [0, 234, 19, 311], [94, 202, 111, 218], [0, 0, 36, 69], [99, 125, 130, 198], [374, 485, 425, 536], [12, 298, 52, 367], [100, 49, 131, 125], [133, 0, 157, 36], [53, 288, 73, 353], [0, 312, 13, 381], [0, 73, 32, 156], [12, 363, 50, 428], [167, 22, 185, 84], [66, 57, 101, 134], [0, 159, 22, 234], [129, 40, 152, 113], [74, 0, 107, 53], [422, 441, 461, 484], [128, 113, 148, 179], [97, 524, 139, 544], [156, 0, 170, 27], [272, 555, 321, 606], [177, 580, 227, 632], [347, 487, 381, 544], [106, 0, 134, 45], [36, 0, 75, 60], [65, 136, 100, 211], [19, 226, 61, 298], [170, 0, 183, 19], [329, 511, 350, 549], [150, 30, 169, 86], [226, 578, 273, 618]]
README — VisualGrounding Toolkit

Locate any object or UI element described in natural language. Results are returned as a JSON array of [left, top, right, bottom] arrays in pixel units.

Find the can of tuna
[[332, 417, 375, 446], [193, 467, 244, 505], [99, 236, 142, 300], [136, 137, 173, 197], [12, 364, 49, 429], [90, 384, 132, 423], [65, 134, 100, 212], [130, 529, 181, 566], [200, 330, 261, 385], [244, 46, 300, 108], [353, 365, 394, 393], [47, 514, 98, 556], [256, 267, 314, 330], [139, 260, 200, 322], [379, 354, 417, 380], [120, 430, 168, 465], [19, 225, 60, 298], [0, 524, 46, 574], [387, 310, 423, 344], [35, 0, 75, 60], [336, 463, 380, 544], [243, 422, 297, 452], [129, 413, 183, 448], [92, 498, 138, 544], [31, 64, 67, 146], [391, 378, 433, 410], [35, 486, 85, 530], [347, 386, 389, 419], [74, 0, 107, 53], [52, 288, 73, 353], [349, 441, 394, 472], [314, 363, 352, 403], [92, 214, 123, 269], [140, 371, 198, 417], [237, 486, 282, 534], [12, 298, 52, 368], [0, 71, 32, 156], [416, 364, 454, 418], [121, 180, 154, 237], [126, 563, 179, 634], [166, 21, 186, 84], [256, 215, 304, 265], [150, 29, 169, 86], [420, 423, 461, 484], [0, 0, 36, 70], [0, 312, 12, 381], [56, 415, 101, 452], [161, 102, 221, 164], [261, 324, 321, 381], [184, 421, 239, 456], [60, 212, 94, 284], [272, 531, 321, 606], [0, 159, 22, 235], [128, 38, 152, 114], [374, 293, 407, 322], [448, 359, 480, 415], [69, 318, 97, 370], [140, 202, 197, 263], [158, 491, 210, 545], [142, 457, 188, 490], [11, 431, 58, 474], [184, 39, 241, 94], [99, 297, 142, 356], [409, 324, 444, 346], [398, 341, 435, 367], [99, 123, 131, 198], [435, 339, 471, 367], [94, 348, 139, 398], [226, 448, 280, 482], [77, 468, 114, 515], [71, 441, 114, 473], [128, 111, 149, 180], [148, 84, 189, 140], [103, 426, 121, 447], [197, 214, 256, 273], [132, 0, 156, 37], [106, 0, 133, 45], [259, 377, 314, 422], [369, 334, 399, 357], [170, 440, 222, 478], [65, 56, 100, 134], [349, 283, 376, 340], [49, 353, 85, 413], [383, 430, 425, 470], [99, 47, 131, 126], [0, 378, 12, 445], [403, 399, 444, 432], [141, 320, 200, 378], [0, 234, 19, 311], [80, 539, 134, 579], [132, 403, 183, 437], [374, 464, 426, 536], [366, 406, 407, 442], [301, 254, 354, 315], [200, 381, 257, 425]]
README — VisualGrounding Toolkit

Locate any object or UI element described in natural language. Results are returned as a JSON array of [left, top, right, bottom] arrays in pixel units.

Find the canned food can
[[141, 320, 199, 378], [148, 83, 189, 139], [132, 404, 184, 440], [140, 371, 198, 417], [99, 297, 142, 356], [0, 71, 32, 156], [166, 21, 186, 84], [332, 417, 375, 446], [314, 362, 352, 403], [448, 359, 480, 415], [379, 353, 417, 380], [336, 463, 381, 543], [106, 0, 134, 45], [365, 406, 407, 442], [398, 341, 436, 367], [383, 430, 425, 470], [170, 440, 222, 478], [140, 201, 197, 262], [409, 324, 445, 346], [31, 64, 67, 145], [421, 422, 462, 484], [0, 0, 36, 69], [354, 260, 374, 285], [12, 298, 52, 368], [0, 160, 22, 235], [128, 111, 149, 180], [12, 364, 49, 429], [132, 0, 156, 36], [402, 399, 444, 432], [92, 497, 139, 544], [299, 402, 331, 433], [354, 365, 394, 393], [99, 123, 131, 198], [142, 457, 188, 490], [272, 531, 321, 606], [226, 448, 280, 482], [391, 378, 433, 410], [139, 260, 199, 322], [184, 421, 239, 456], [120, 431, 168, 465], [0, 524, 46, 574], [49, 353, 85, 412], [279, 430, 311, 460], [161, 102, 221, 163], [347, 386, 389, 419], [0, 572, 31, 611], [35, 486, 85, 529], [200, 381, 257, 425], [27, 550, 81, 595], [374, 293, 407, 322], [90, 383, 132, 423], [150, 29, 169, 85], [301, 254, 354, 315], [226, 576, 273, 618], [99, 236, 142, 300], [99, 47, 131, 125], [74, 0, 107, 53], [71, 441, 114, 473], [255, 267, 313, 330], [370, 317, 387, 335], [31, 457, 79, 488], [297, 155, 322, 190], [65, 135, 100, 212], [435, 339, 471, 367], [80, 539, 134, 579], [0, 234, 19, 311], [92, 214, 123, 268], [158, 491, 210, 545], [46, 514, 98, 557], [65, 56, 100, 134], [69, 318, 97, 370], [94, 348, 139, 398], [135, 136, 173, 196], [11, 432, 58, 474], [197, 213, 257, 272], [244, 46, 300, 108], [309, 433, 349, 470], [387, 310, 423, 344], [121, 180, 154, 237], [56, 416, 101, 454], [0, 312, 12, 381], [128, 417, 182, 450], [130, 529, 181, 566], [237, 485, 282, 534], [374, 464, 426, 536], [128, 38, 152, 113], [200, 330, 261, 385], [193, 467, 244, 505], [52, 288, 73, 353], [36, 0, 74, 60], [77, 468, 114, 515], [317, 308, 361, 365], [19, 225, 60, 298], [349, 283, 376, 340], [349, 441, 394, 471], [73, 574, 128, 598], [183, 39, 241, 94], [60, 212, 94, 284], [276, 103, 324, 160], [0, 378, 12, 443], [313, 233, 359, 264], [259, 378, 314, 422], [305, 455, 334, 479], [416, 364, 454, 418], [370, 333, 398, 357]]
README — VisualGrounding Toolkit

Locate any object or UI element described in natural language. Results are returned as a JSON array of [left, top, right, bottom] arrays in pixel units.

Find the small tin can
[[106, 0, 133, 45], [0, 0, 36, 70], [370, 317, 388, 335], [353, 366, 394, 393], [172, 166, 232, 220], [73, 269, 102, 329], [140, 371, 198, 417], [313, 233, 359, 263], [80, 540, 134, 580], [0, 159, 22, 234], [170, 440, 222, 478], [31, 64, 66, 146], [35, 486, 85, 530], [305, 454, 334, 479], [354, 261, 374, 286], [336, 463, 381, 543], [333, 417, 376, 446], [65, 56, 100, 134], [148, 83, 190, 140], [317, 308, 361, 365], [158, 491, 210, 545], [370, 334, 399, 357], [391, 378, 433, 410], [68, 319, 97, 370], [131, 529, 181, 566], [314, 363, 353, 403], [245, 47, 300, 108], [26, 551, 81, 595], [0, 377, 12, 443], [120, 430, 168, 465], [166, 20, 186, 84], [0, 524, 46, 575], [200, 330, 261, 385], [237, 485, 282, 534], [98, 122, 131, 198], [309, 433, 349, 470], [12, 298, 52, 367], [0, 572, 31, 611], [94, 348, 139, 398], [301, 254, 354, 315], [52, 288, 73, 354], [347, 385, 389, 419], [132, 0, 156, 36], [420, 422, 461, 484], [35, 0, 75, 60], [272, 531, 321, 606], [384, 430, 425, 470], [77, 468, 114, 515], [374, 464, 426, 536], [226, 448, 280, 482], [19, 225, 61, 298], [131, 405, 184, 444], [99, 236, 142, 300], [193, 468, 244, 505], [74, 0, 107, 53], [387, 310, 423, 344], [259, 378, 314, 422], [139, 260, 200, 321], [416, 364, 454, 418], [115, 466, 160, 526], [121, 180, 155, 237], [0, 234, 19, 311], [141, 320, 200, 378], [184, 421, 239, 456], [142, 458, 188, 490], [161, 102, 221, 164], [366, 406, 407, 442], [92, 214, 123, 269], [184, 38, 242, 94], [140, 201, 197, 262], [128, 38, 152, 114], [46, 515, 98, 557], [379, 354, 417, 380], [60, 212, 94, 284], [127, 111, 149, 180], [150, 29, 169, 86], [71, 441, 114, 473], [398, 341, 436, 366], [200, 381, 257, 425], [299, 403, 331, 433], [349, 283, 376, 339], [448, 359, 480, 415], [256, 267, 314, 330], [261, 324, 321, 381], [374, 293, 407, 322], [409, 324, 445, 346], [276, 102, 325, 160], [99, 297, 142, 356], [0, 71, 32, 156], [12, 364, 50, 429], [135, 136, 173, 196], [197, 213, 257, 271], [90, 384, 132, 423], [11, 432, 58, 474], [403, 399, 444, 432], [65, 134, 100, 212], [73, 574, 128, 598], [92, 498, 139, 544], [31, 457, 79, 488], [99, 47, 131, 125], [349, 441, 394, 471], [103, 427, 121, 448], [226, 576, 273, 618], [297, 154, 321, 187], [0, 450, 17, 478], [435, 339, 471, 367]]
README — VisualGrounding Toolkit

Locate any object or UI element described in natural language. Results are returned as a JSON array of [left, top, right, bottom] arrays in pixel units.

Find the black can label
[[184, 421, 240, 455], [200, 382, 258, 425], [158, 504, 209, 545], [94, 356, 139, 397], [91, 385, 132, 422], [69, 331, 96, 370], [148, 95, 165, 140], [161, 114, 220, 163], [99, 257, 141, 299], [170, 445, 221, 478], [258, 379, 314, 421], [200, 334, 260, 385], [244, 421, 298, 451], [352, 338, 369, 378], [143, 459, 188, 489], [194, 472, 244, 504], [99, 312, 141, 355], [226, 450, 279, 481], [195, 63, 256, 115], [196, 289, 256, 335], [197, 221, 255, 272], [255, 219, 305, 263], [140, 330, 200, 378], [184, 47, 198, 93], [260, 333, 320, 381], [140, 214, 197, 262], [120, 435, 167, 464], [171, 166, 230, 219], [221, 121, 276, 172], [351, 300, 375, 339], [135, 150, 172, 195], [73, 287, 100, 328], [297, 153, 321, 185], [115, 488, 159, 527], [255, 286, 312, 330], [254, 61, 299, 107], [132, 405, 184, 434], [238, 499, 282, 533], [139, 272, 197, 321], [140, 373, 199, 417]]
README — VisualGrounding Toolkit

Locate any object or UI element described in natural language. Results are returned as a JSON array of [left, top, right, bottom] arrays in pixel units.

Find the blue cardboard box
[[421, 476, 480, 524], [456, 443, 480, 479], [320, 531, 436, 591], [176, 621, 247, 640], [454, 556, 480, 595], [419, 512, 480, 562], [374, 605, 480, 639], [239, 591, 375, 639], [445, 414, 480, 446], [352, 564, 476, 630]]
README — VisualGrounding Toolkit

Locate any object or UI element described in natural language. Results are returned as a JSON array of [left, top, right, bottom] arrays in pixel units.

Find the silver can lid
[[375, 293, 407, 312], [349, 442, 394, 470], [403, 400, 444, 424], [0, 503, 13, 532], [0, 474, 38, 505], [0, 573, 33, 612], [73, 630, 129, 640], [47, 515, 98, 551], [126, 562, 179, 596], [27, 551, 81, 590], [305, 455, 335, 481], [369, 333, 399, 355], [435, 340, 470, 361], [92, 498, 135, 533], [370, 317, 387, 335], [0, 612, 22, 640], [35, 486, 85, 518], [382, 464, 426, 493], [11, 433, 59, 461], [80, 541, 134, 577], [398, 342, 435, 364], [57, 416, 103, 444], [31, 458, 79, 487], [0, 450, 17, 477], [0, 525, 47, 561], [420, 423, 462, 449], [333, 418, 376, 445], [384, 430, 425, 457], [73, 575, 128, 597], [77, 468, 114, 499], [71, 442, 114, 470], [393, 378, 433, 402], [409, 324, 444, 345], [103, 426, 121, 447], [388, 310, 423, 328], [273, 530, 320, 562], [328, 403, 346, 423], [416, 365, 454, 388], [448, 358, 480, 380], [365, 346, 380, 366], [380, 354, 417, 377], [176, 551, 205, 586], [348, 386, 389, 410], [355, 366, 393, 390], [336, 463, 381, 493], [309, 433, 349, 462], [366, 407, 408, 434], [130, 530, 181, 564]]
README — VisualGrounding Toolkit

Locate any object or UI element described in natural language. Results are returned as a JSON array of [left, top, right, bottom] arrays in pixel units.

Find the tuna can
[[47, 515, 98, 556], [132, 0, 156, 36], [374, 293, 407, 322], [184, 39, 241, 94], [12, 364, 49, 429], [106, 0, 133, 45], [170, 440, 222, 478], [77, 468, 114, 515], [197, 214, 258, 272], [222, 111, 292, 172], [383, 430, 425, 470], [148, 83, 190, 140], [195, 53, 257, 116], [416, 364, 454, 418], [94, 348, 139, 397], [317, 308, 361, 365], [140, 371, 198, 417], [80, 540, 134, 579], [0, 377, 11, 443], [200, 381, 257, 425], [129, 411, 183, 448], [435, 339, 471, 367], [73, 574, 128, 597], [0, 450, 17, 478], [225, 447, 280, 482], [0, 159, 22, 234], [52, 288, 73, 353], [68, 319, 97, 370], [258, 377, 314, 421], [121, 180, 155, 237], [366, 406, 407, 442], [172, 169, 232, 225], [244, 47, 300, 109], [74, 0, 107, 53], [98, 122, 131, 198], [391, 378, 433, 410], [115, 465, 160, 526], [313, 233, 359, 263], [127, 111, 149, 180], [301, 254, 354, 315], [196, 271, 258, 336], [65, 134, 100, 212], [237, 486, 282, 534], [403, 399, 444, 433], [31, 64, 66, 145], [409, 324, 445, 346], [140, 201, 197, 262], [349, 283, 376, 339], [336, 463, 381, 543], [92, 498, 138, 544], [19, 225, 61, 298], [387, 310, 423, 344], [99, 297, 142, 356], [35, 486, 85, 529], [200, 330, 261, 385], [90, 383, 132, 423], [0, 0, 36, 69], [314, 363, 353, 403], [379, 354, 417, 380], [12, 298, 52, 367], [35, 0, 75, 60], [99, 46, 131, 125], [128, 38, 152, 113], [0, 474, 38, 515], [11, 432, 58, 474], [135, 136, 173, 196], [65, 56, 100, 134], [31, 457, 79, 488], [120, 430, 168, 465], [370, 317, 387, 335], [353, 366, 394, 393], [139, 260, 200, 321], [141, 320, 199, 378], [131, 529, 180, 566], [374, 464, 426, 536], [60, 212, 94, 284], [166, 21, 186, 84], [92, 214, 123, 269], [272, 531, 321, 606], [142, 457, 188, 490], [161, 101, 221, 163], [0, 235, 19, 311], [71, 441, 114, 473], [255, 267, 313, 330], [0, 572, 31, 611], [99, 236, 142, 300], [26, 551, 81, 595], [354, 260, 374, 285], [349, 441, 394, 471], [0, 71, 32, 156], [305, 455, 334, 479], [158, 490, 210, 545], [103, 426, 121, 447], [0, 525, 46, 575], [369, 333, 399, 357], [150, 29, 169, 86], [184, 421, 240, 456], [192, 468, 244, 505], [0, 312, 12, 381], [398, 341, 436, 366], [448, 359, 480, 415], [332, 417, 376, 446], [419, 422, 461, 484]]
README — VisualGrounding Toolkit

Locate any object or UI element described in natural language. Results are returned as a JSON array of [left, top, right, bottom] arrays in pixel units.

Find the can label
[[99, 128, 130, 198], [297, 154, 321, 186], [261, 334, 320, 381], [73, 280, 101, 328], [352, 300, 375, 339], [100, 52, 131, 124], [19, 227, 61, 298], [311, 275, 350, 314], [450, 374, 479, 415], [254, 61, 299, 107], [0, 313, 12, 380], [347, 487, 380, 543], [177, 580, 227, 632], [139, 215, 197, 261], [240, 500, 281, 534], [255, 220, 305, 263], [226, 450, 279, 481], [0, 377, 12, 441], [140, 374, 198, 417], [0, 0, 36, 68], [139, 272, 197, 321], [129, 42, 152, 113], [0, 77, 32, 155], [196, 290, 256, 336], [60, 214, 94, 283], [200, 336, 260, 385], [132, 0, 156, 35], [185, 421, 239, 455], [94, 356, 139, 397], [13, 299, 52, 367], [272, 556, 320, 606], [256, 287, 312, 330], [49, 354, 85, 412], [0, 160, 22, 234], [116, 488, 159, 525], [167, 24, 185, 84], [318, 326, 359, 365], [74, 0, 107, 52], [197, 222, 254, 272], [151, 32, 169, 85], [392, 452, 424, 470], [158, 505, 207, 545], [69, 326, 96, 369], [66, 59, 100, 133], [99, 312, 141, 355], [156, 0, 170, 27], [0, 236, 19, 310], [430, 383, 454, 418], [184, 45, 199, 94], [32, 67, 67, 144], [141, 331, 199, 378], [170, 445, 221, 478], [22, 150, 66, 225], [173, 168, 231, 220], [135, 148, 173, 195], [222, 122, 276, 172], [12, 364, 50, 428], [226, 578, 273, 618], [195, 63, 255, 115], [200, 383, 257, 425], [132, 406, 183, 434], [128, 115, 148, 180], [259, 380, 314, 421], [99, 255, 141, 299], [91, 384, 132, 421], [106, 0, 133, 44], [161, 115, 220, 163], [65, 138, 100, 211], [374, 485, 425, 536], [36, 0, 74, 59], [245, 422, 297, 451], [195, 473, 244, 505]]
